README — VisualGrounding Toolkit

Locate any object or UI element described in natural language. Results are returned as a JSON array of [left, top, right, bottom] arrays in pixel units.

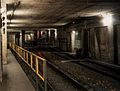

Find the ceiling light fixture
[[102, 13, 113, 26]]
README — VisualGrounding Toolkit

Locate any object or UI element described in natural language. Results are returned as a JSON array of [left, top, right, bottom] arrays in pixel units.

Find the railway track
[[32, 48, 89, 91], [46, 47, 120, 80], [47, 61, 88, 91], [74, 60, 120, 80], [30, 47, 120, 91]]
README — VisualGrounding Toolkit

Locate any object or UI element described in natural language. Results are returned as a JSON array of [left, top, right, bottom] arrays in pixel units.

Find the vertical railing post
[[35, 57, 39, 91], [17, 46, 19, 52], [11, 43, 12, 49], [20, 48, 22, 57], [18, 47, 19, 54], [43, 59, 47, 91], [12, 44, 13, 50], [17, 46, 19, 53], [30, 53, 33, 68], [26, 52, 28, 63], [13, 44, 14, 50], [24, 51, 25, 61], [36, 57, 39, 74]]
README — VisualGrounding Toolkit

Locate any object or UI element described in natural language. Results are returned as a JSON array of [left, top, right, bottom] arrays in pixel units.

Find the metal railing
[[9, 43, 47, 91]]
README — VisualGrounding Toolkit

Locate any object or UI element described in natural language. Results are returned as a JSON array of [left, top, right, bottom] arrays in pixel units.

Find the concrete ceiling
[[3, 0, 120, 29]]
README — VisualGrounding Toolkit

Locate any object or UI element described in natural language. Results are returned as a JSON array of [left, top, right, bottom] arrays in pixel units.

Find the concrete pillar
[[102, 15, 114, 63], [34, 30, 37, 40], [0, 25, 2, 82], [22, 30, 25, 47], [83, 29, 89, 58], [37, 30, 39, 39], [1, 3, 7, 64], [19, 32, 22, 47], [107, 22, 114, 63], [113, 25, 118, 65], [48, 29, 50, 44], [15, 32, 20, 46]]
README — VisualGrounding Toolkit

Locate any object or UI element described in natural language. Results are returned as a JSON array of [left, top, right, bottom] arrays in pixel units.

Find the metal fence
[[9, 43, 47, 91]]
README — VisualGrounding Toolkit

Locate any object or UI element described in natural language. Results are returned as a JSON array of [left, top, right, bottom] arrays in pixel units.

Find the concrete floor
[[0, 50, 35, 91]]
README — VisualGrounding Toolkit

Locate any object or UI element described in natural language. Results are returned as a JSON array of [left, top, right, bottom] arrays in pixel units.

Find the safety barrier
[[9, 43, 47, 91]]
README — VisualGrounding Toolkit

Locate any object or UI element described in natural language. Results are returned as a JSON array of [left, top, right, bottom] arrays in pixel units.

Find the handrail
[[9, 43, 47, 91]]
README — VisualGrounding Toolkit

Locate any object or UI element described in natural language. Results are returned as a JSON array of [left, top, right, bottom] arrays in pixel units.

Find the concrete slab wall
[[57, 16, 116, 64], [0, 32, 2, 82]]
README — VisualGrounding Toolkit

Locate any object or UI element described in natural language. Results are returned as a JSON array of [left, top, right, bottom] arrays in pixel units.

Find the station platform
[[0, 50, 35, 91]]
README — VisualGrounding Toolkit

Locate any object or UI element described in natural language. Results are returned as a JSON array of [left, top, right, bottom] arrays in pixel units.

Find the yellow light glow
[[14, 9, 37, 16], [72, 30, 76, 34], [8, 24, 25, 27], [11, 19, 30, 23], [20, 33, 22, 36], [7, 10, 13, 15], [1, 8, 5, 13], [71, 30, 76, 52], [28, 35, 31, 40], [14, 10, 26, 15], [55, 29, 57, 40], [30, 33, 34, 37], [102, 14, 113, 26]]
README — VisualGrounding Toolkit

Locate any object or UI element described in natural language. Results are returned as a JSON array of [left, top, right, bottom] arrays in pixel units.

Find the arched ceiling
[[2, 0, 120, 29]]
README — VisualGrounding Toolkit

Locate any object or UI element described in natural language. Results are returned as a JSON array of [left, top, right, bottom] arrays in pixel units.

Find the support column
[[83, 29, 89, 58], [37, 30, 39, 39], [1, 3, 7, 64], [0, 0, 2, 82], [113, 25, 118, 65], [15, 32, 20, 46], [34, 30, 37, 40], [19, 32, 22, 47], [22, 30, 25, 47], [102, 14, 114, 63], [0, 32, 2, 82]]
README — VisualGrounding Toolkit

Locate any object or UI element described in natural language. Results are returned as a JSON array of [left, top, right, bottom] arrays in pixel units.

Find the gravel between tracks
[[47, 64, 86, 91], [42, 52, 120, 91]]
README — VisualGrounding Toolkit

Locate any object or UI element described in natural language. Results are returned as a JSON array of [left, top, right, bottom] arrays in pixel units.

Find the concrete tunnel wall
[[56, 15, 120, 64], [7, 15, 120, 65]]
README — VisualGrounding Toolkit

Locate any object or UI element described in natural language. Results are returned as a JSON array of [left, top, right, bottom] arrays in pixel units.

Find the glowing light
[[102, 14, 113, 26], [14, 10, 26, 15], [72, 30, 76, 34], [71, 30, 76, 52], [8, 24, 25, 27], [7, 10, 13, 15], [30, 33, 34, 37], [55, 29, 57, 40], [11, 19, 30, 23], [28, 35, 31, 40], [48, 29, 50, 35], [1, 8, 5, 13]]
